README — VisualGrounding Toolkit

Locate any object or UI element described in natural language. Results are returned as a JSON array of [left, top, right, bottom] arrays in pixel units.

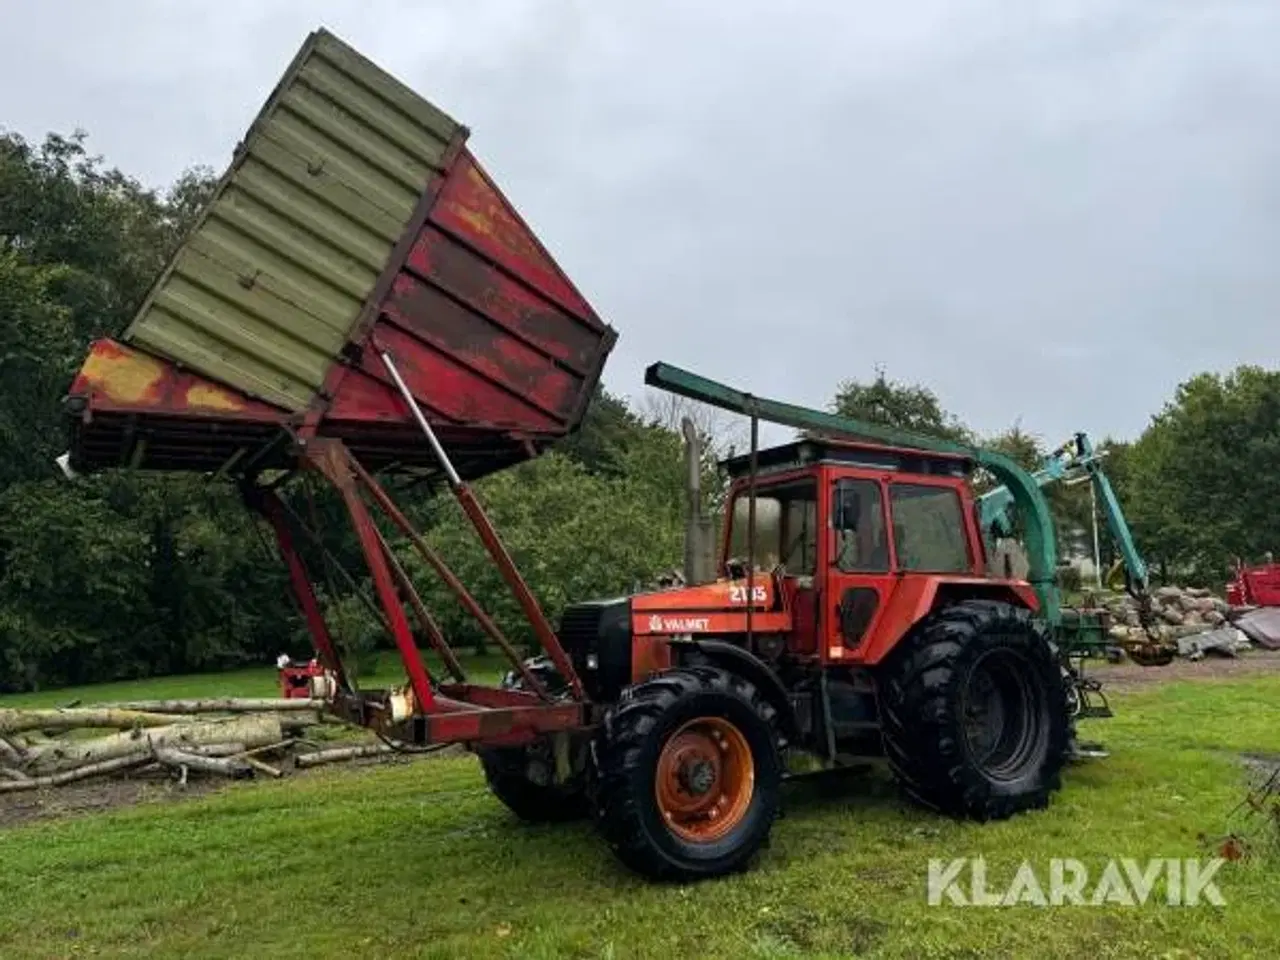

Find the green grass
[[2, 672, 1279, 959]]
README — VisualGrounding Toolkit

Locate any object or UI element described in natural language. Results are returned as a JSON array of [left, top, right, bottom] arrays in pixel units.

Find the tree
[[0, 253, 75, 487], [401, 442, 685, 654], [1120, 367, 1280, 583], [831, 368, 971, 442]]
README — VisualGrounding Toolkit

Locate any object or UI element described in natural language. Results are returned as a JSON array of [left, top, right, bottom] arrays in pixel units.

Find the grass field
[[1, 664, 1278, 959]]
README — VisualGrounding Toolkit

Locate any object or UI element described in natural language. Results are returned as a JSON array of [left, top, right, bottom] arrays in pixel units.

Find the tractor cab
[[706, 438, 1035, 666]]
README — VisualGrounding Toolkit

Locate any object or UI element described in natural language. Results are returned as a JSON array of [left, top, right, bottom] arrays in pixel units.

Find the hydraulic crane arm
[[1075, 433, 1149, 591], [977, 432, 1148, 592], [978, 438, 1079, 539], [644, 362, 1062, 623]]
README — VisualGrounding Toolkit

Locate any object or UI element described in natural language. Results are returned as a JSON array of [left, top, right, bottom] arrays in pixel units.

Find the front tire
[[477, 657, 589, 823], [878, 599, 1070, 820], [593, 667, 782, 881]]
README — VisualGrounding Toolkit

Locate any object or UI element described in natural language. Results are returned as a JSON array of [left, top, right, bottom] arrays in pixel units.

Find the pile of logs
[[0, 698, 400, 794]]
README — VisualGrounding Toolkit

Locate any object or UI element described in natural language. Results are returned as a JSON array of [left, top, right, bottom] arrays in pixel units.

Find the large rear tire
[[878, 599, 1070, 820], [593, 667, 782, 881], [477, 657, 589, 823]]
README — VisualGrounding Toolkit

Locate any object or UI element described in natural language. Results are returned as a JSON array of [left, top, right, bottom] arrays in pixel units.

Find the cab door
[[824, 476, 896, 662]]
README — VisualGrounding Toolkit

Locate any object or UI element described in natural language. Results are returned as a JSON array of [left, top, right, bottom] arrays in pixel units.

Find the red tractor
[[480, 420, 1071, 879]]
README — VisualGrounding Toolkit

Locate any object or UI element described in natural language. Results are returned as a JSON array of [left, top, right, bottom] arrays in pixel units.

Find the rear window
[[890, 483, 971, 573]]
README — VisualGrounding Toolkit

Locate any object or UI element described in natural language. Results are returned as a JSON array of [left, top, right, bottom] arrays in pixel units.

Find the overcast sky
[[2, 0, 1278, 446]]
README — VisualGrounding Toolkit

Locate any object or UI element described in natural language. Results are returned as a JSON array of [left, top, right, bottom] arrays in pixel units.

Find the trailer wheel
[[878, 599, 1070, 820], [477, 657, 589, 823], [593, 666, 782, 881]]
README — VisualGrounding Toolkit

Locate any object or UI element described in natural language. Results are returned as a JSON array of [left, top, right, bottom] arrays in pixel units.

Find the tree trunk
[[106, 698, 323, 714], [0, 735, 24, 766], [0, 708, 190, 736], [0, 755, 155, 794], [295, 744, 393, 769], [21, 715, 285, 775], [153, 747, 253, 779]]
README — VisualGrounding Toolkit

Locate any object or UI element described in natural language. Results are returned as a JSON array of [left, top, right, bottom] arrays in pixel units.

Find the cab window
[[727, 480, 817, 575], [889, 483, 971, 573], [832, 479, 889, 573]]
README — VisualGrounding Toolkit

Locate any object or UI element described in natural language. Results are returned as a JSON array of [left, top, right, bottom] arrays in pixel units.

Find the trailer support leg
[[345, 454, 553, 700], [374, 347, 585, 700], [372, 524, 468, 684], [258, 489, 350, 692], [308, 440, 435, 712]]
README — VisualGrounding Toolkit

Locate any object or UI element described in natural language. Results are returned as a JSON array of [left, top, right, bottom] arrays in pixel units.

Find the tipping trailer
[[65, 27, 616, 751], [62, 28, 1159, 883]]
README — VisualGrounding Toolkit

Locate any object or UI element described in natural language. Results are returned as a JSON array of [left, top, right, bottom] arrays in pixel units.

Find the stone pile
[[1103, 585, 1256, 659]]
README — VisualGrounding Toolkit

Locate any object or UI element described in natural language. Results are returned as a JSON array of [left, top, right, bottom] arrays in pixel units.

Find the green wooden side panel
[[123, 29, 462, 411]]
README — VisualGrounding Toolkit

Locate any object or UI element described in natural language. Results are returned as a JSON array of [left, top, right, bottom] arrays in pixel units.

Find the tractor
[[473, 363, 1168, 880]]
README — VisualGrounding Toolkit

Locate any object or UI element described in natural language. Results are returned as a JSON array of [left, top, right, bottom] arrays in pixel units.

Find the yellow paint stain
[[454, 206, 497, 240], [79, 346, 164, 405], [186, 383, 247, 413], [449, 168, 541, 263]]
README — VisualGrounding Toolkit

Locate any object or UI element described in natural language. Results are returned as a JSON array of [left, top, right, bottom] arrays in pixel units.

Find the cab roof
[[721, 438, 974, 481]]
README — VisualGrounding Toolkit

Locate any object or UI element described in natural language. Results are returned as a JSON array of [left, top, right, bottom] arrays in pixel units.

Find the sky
[[2, 0, 1278, 447]]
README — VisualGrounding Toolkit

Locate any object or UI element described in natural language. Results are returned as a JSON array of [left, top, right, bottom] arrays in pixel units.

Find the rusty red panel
[[349, 323, 563, 431], [430, 150, 598, 324], [326, 146, 614, 454], [380, 274, 580, 419], [402, 228, 601, 371]]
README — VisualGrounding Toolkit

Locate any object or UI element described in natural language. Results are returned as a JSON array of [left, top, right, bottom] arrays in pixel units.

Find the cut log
[[232, 740, 295, 760], [21, 714, 285, 775], [0, 735, 24, 766], [0, 754, 154, 793], [295, 744, 394, 769], [243, 757, 283, 779], [105, 698, 324, 714], [154, 747, 253, 779], [0, 707, 190, 736], [0, 768, 31, 782]]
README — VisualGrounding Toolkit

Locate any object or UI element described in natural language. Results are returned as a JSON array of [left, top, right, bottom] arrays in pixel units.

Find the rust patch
[[431, 151, 597, 324]]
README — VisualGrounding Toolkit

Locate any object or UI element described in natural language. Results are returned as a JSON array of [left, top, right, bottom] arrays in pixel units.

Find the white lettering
[[1002, 861, 1047, 907], [1184, 858, 1225, 907], [927, 859, 968, 906], [1120, 858, 1164, 905], [1050, 859, 1088, 906], [969, 858, 1003, 906], [1165, 857, 1181, 906], [1090, 861, 1135, 907]]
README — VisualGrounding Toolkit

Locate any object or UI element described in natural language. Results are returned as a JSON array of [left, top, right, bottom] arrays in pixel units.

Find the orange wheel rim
[[654, 716, 755, 843]]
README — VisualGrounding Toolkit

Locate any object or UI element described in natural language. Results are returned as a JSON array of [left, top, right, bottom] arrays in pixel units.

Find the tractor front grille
[[556, 598, 632, 702]]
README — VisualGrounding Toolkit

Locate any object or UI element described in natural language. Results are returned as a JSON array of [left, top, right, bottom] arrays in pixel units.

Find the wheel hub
[[678, 755, 717, 796], [960, 649, 1045, 781], [654, 716, 755, 843]]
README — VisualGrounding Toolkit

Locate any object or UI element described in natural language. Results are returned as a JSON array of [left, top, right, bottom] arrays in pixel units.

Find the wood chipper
[[60, 28, 1169, 882]]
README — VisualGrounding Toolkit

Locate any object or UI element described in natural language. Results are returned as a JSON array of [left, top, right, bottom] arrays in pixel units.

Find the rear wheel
[[593, 667, 782, 881], [878, 599, 1070, 820], [477, 657, 589, 823]]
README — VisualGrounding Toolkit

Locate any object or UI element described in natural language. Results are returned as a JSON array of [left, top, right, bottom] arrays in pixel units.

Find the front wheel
[[592, 667, 782, 881], [477, 657, 590, 822], [878, 599, 1070, 820]]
